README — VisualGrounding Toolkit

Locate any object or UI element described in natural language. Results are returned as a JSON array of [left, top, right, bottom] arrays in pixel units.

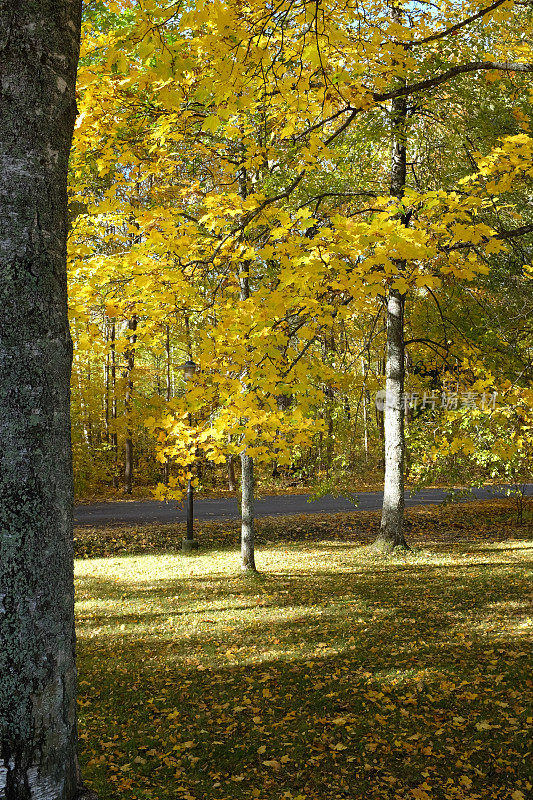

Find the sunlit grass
[[76, 522, 532, 800]]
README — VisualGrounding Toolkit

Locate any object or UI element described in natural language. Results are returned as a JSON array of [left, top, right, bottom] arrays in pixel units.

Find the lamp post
[[179, 359, 199, 552]]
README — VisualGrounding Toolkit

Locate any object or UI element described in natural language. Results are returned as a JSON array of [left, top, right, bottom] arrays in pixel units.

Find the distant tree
[[0, 2, 88, 798]]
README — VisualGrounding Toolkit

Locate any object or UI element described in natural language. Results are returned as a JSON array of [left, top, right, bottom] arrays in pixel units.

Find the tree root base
[[367, 538, 411, 555], [241, 566, 261, 578]]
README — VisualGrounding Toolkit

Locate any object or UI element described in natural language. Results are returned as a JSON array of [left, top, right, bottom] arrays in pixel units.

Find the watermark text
[[375, 390, 498, 412]]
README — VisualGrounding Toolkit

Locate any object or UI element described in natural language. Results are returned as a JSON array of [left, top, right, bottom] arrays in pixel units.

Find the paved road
[[74, 484, 532, 527]]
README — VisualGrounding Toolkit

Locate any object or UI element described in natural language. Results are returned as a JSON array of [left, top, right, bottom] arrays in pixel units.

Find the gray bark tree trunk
[[240, 452, 256, 572], [375, 289, 408, 550], [375, 4, 410, 551], [239, 261, 257, 573], [237, 156, 257, 573], [0, 1, 83, 799]]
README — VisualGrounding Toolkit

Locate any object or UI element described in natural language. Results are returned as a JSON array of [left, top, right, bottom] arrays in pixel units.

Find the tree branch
[[496, 223, 533, 240], [246, 62, 533, 228], [410, 0, 511, 47], [372, 62, 533, 104]]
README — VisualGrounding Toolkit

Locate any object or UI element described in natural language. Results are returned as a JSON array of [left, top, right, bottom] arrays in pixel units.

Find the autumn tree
[[371, 0, 533, 548], [68, 0, 533, 560], [165, 0, 533, 551]]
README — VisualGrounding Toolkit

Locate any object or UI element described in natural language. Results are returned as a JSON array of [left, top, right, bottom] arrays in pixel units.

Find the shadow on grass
[[76, 549, 531, 613], [76, 540, 532, 800], [78, 631, 531, 800]]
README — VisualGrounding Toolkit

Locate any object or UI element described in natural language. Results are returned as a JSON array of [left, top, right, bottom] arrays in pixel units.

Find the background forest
[[68, 0, 532, 506]]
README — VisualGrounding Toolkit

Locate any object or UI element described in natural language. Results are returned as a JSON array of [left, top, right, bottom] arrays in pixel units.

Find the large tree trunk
[[375, 4, 409, 551], [0, 2, 82, 798]]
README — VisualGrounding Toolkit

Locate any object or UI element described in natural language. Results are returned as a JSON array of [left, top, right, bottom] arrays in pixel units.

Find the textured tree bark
[[238, 253, 257, 573], [374, 289, 409, 550], [236, 153, 258, 573], [0, 1, 82, 799], [375, 3, 409, 552], [240, 452, 256, 572]]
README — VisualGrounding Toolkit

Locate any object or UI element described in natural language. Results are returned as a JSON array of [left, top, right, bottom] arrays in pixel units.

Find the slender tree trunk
[[362, 358, 369, 461], [238, 268, 257, 571], [374, 289, 408, 550], [375, 4, 409, 551], [239, 263, 257, 573], [163, 324, 171, 485], [76, 367, 90, 447], [86, 360, 93, 447], [104, 328, 110, 444], [318, 424, 324, 472], [155, 357, 162, 397], [237, 156, 257, 572], [375, 352, 385, 447], [110, 322, 119, 488], [0, 2, 84, 798], [240, 452, 256, 572], [165, 324, 171, 403], [227, 453, 237, 492], [326, 412, 334, 477], [123, 315, 137, 494]]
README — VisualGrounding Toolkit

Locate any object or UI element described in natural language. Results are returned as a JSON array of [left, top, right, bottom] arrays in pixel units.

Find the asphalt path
[[74, 484, 532, 527]]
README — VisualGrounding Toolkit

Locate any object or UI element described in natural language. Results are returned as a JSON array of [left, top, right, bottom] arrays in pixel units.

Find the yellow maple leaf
[[392, 276, 410, 294]]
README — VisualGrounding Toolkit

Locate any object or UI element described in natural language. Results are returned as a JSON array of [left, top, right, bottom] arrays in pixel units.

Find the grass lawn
[[76, 502, 532, 800]]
